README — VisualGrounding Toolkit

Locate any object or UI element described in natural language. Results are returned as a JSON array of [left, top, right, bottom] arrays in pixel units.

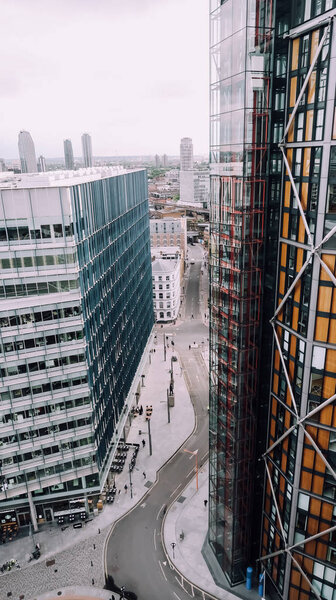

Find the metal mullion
[[280, 147, 313, 246], [264, 458, 288, 542], [272, 252, 312, 320], [281, 23, 330, 143], [289, 523, 336, 553], [316, 254, 336, 286], [272, 323, 299, 415], [263, 422, 297, 458]]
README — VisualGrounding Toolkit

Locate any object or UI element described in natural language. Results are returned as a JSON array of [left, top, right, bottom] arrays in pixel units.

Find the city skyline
[[0, 0, 208, 158]]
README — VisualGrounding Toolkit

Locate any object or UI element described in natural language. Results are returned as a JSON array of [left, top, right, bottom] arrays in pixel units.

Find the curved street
[[105, 244, 210, 599]]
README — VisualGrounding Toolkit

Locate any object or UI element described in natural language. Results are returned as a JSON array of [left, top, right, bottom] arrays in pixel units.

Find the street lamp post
[[163, 333, 166, 361], [147, 417, 152, 456], [183, 448, 199, 491], [129, 466, 133, 499], [167, 388, 170, 424]]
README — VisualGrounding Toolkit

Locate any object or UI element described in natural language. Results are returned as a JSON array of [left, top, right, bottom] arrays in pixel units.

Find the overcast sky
[[0, 0, 208, 159]]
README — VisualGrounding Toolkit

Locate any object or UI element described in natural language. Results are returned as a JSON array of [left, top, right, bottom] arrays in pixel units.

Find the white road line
[[159, 560, 167, 581], [202, 452, 208, 461], [169, 483, 182, 497], [173, 591, 182, 600], [187, 467, 195, 477], [188, 454, 194, 460], [153, 528, 157, 550], [156, 503, 166, 520]]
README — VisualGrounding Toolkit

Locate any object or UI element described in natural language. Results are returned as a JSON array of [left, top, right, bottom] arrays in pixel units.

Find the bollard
[[246, 566, 253, 590]]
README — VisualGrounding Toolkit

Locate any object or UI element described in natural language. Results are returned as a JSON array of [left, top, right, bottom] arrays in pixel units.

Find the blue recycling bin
[[246, 566, 253, 590]]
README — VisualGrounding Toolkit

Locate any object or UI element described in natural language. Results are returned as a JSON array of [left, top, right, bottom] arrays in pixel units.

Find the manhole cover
[[144, 481, 153, 488], [177, 496, 186, 503]]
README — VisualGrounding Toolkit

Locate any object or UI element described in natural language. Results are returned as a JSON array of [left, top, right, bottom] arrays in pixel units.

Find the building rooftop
[[151, 256, 180, 275], [0, 167, 144, 190]]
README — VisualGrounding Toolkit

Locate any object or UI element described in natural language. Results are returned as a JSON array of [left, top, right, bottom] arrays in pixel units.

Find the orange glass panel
[[288, 116, 294, 142], [317, 286, 332, 313], [328, 319, 336, 344], [303, 148, 311, 177], [284, 181, 291, 208], [307, 70, 316, 104], [281, 243, 287, 267], [321, 502, 333, 520], [290, 335, 297, 358], [300, 470, 312, 491], [294, 280, 301, 304], [298, 218, 305, 244], [305, 110, 313, 141], [296, 247, 304, 270], [292, 38, 299, 70], [292, 306, 299, 330], [325, 349, 336, 372], [290, 77, 297, 108], [320, 254, 335, 280], [279, 272, 285, 294], [310, 30, 319, 62], [282, 213, 289, 238], [303, 448, 315, 469], [315, 316, 329, 342], [274, 349, 280, 371], [301, 182, 308, 210], [312, 475, 324, 495], [323, 375, 336, 399]]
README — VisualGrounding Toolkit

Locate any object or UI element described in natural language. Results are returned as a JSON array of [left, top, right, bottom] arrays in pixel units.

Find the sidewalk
[[0, 335, 195, 599], [163, 463, 262, 600]]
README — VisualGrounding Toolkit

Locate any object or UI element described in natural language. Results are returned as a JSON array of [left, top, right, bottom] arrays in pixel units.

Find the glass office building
[[208, 0, 336, 597], [0, 167, 153, 528]]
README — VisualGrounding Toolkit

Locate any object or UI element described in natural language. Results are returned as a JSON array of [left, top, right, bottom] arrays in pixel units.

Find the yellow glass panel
[[303, 148, 311, 177], [290, 77, 297, 108], [308, 70, 316, 104], [294, 280, 301, 304], [287, 148, 293, 170], [329, 320, 336, 344], [292, 305, 299, 330], [320, 405, 332, 427], [290, 335, 297, 358], [292, 38, 299, 70], [305, 110, 313, 141], [310, 30, 319, 63]]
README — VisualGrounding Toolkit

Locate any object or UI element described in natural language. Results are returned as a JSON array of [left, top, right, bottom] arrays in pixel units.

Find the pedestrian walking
[[204, 499, 208, 508], [142, 439, 146, 448], [124, 484, 128, 493], [143, 472, 146, 479], [189, 345, 191, 350], [191, 313, 194, 319]]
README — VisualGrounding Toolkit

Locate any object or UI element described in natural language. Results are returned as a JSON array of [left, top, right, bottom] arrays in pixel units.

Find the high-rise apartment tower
[[180, 137, 193, 171], [208, 1, 336, 598], [18, 130, 38, 173], [64, 139, 75, 170], [81, 133, 93, 168]]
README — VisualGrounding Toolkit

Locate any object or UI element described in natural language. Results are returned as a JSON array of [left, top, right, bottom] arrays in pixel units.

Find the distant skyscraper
[[18, 130, 37, 173], [64, 139, 74, 170], [162, 154, 168, 167], [155, 154, 160, 168], [81, 133, 93, 167], [180, 137, 193, 171], [37, 155, 46, 172], [0, 159, 6, 172]]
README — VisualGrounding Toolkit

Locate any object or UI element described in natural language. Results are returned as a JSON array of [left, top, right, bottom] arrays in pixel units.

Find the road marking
[[187, 467, 196, 477], [153, 528, 157, 550], [173, 592, 182, 600], [159, 560, 167, 581], [202, 452, 208, 461], [169, 483, 182, 497], [156, 503, 166, 520], [188, 454, 194, 460], [141, 503, 146, 508]]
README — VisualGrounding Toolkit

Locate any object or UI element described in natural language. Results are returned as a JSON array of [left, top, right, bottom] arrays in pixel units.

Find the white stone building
[[152, 253, 181, 322]]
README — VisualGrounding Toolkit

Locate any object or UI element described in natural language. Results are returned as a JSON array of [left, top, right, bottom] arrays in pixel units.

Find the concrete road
[[105, 244, 210, 599]]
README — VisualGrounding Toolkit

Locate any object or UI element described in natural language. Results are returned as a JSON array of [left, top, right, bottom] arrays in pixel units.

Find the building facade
[[150, 217, 187, 257], [0, 167, 153, 531], [18, 130, 37, 174], [152, 252, 181, 322], [208, 0, 336, 598], [81, 133, 93, 168], [64, 139, 75, 170]]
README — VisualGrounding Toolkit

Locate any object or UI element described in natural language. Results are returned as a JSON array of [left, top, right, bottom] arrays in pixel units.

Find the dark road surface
[[105, 249, 210, 600]]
